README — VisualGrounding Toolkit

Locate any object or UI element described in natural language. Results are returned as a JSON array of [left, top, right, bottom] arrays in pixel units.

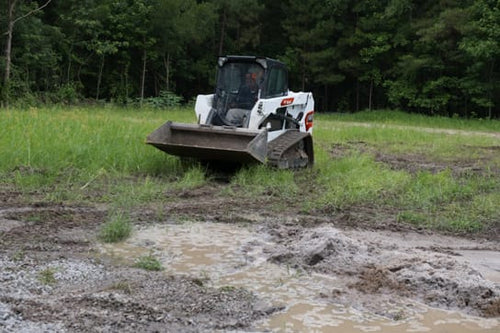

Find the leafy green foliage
[[141, 91, 183, 109], [1, 0, 498, 117]]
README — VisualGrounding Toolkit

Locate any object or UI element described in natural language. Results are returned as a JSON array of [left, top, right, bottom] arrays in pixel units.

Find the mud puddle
[[455, 250, 500, 283], [101, 222, 499, 332]]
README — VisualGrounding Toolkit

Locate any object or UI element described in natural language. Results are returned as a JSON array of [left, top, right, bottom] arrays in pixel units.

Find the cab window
[[265, 67, 288, 98]]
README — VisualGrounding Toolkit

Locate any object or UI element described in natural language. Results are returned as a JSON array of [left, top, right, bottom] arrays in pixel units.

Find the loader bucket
[[146, 121, 268, 164]]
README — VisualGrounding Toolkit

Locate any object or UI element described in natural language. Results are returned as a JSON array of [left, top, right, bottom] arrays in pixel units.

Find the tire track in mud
[[265, 222, 500, 318]]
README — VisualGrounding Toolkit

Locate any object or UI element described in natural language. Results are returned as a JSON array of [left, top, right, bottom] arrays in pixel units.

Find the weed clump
[[173, 165, 207, 190], [38, 268, 57, 285], [99, 213, 132, 243], [134, 253, 163, 271], [109, 281, 134, 294]]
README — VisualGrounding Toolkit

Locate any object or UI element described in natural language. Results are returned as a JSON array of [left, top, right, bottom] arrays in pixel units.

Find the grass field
[[1, 106, 499, 235]]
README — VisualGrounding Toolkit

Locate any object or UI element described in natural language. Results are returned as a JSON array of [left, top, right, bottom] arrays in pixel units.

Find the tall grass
[[0, 106, 194, 187], [99, 212, 132, 243], [311, 145, 499, 232], [1, 107, 499, 234], [172, 164, 208, 191], [0, 106, 194, 176], [314, 116, 500, 177], [312, 150, 409, 210], [230, 164, 298, 197], [310, 113, 500, 232], [0, 106, 198, 209]]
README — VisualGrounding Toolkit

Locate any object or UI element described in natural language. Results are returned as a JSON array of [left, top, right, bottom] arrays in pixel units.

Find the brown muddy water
[[101, 222, 500, 332]]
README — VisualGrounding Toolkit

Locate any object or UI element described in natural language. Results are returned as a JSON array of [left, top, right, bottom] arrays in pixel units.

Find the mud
[[330, 141, 499, 176], [266, 223, 500, 318], [0, 204, 276, 332], [1, 179, 499, 332], [99, 221, 499, 332]]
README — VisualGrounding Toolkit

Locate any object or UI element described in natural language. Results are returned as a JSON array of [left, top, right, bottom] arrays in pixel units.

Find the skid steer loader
[[146, 55, 314, 168]]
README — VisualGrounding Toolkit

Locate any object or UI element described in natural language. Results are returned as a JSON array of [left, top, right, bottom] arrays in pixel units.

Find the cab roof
[[218, 55, 286, 70]]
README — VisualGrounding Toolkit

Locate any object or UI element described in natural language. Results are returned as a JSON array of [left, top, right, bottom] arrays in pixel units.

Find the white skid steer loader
[[147, 55, 314, 168]]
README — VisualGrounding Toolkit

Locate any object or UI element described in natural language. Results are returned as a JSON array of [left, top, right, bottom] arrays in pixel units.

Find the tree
[[336, 0, 393, 111], [210, 0, 263, 56], [109, 0, 155, 105], [1, 0, 52, 106], [0, 0, 497, 117], [282, 0, 347, 110], [384, 1, 476, 116], [460, 0, 500, 118], [150, 0, 216, 93]]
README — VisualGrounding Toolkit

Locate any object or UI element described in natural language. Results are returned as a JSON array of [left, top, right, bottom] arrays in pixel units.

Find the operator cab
[[207, 56, 289, 128]]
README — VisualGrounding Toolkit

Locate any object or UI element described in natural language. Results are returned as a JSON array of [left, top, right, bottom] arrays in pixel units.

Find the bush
[[53, 82, 82, 104], [141, 91, 183, 109]]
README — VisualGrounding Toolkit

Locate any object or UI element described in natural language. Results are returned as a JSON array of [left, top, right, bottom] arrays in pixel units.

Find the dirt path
[[330, 121, 500, 138]]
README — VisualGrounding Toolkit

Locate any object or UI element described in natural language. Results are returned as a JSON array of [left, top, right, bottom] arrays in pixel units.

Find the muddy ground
[[0, 149, 499, 332]]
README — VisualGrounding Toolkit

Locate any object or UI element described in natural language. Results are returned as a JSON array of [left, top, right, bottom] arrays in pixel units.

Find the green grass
[[99, 212, 132, 243], [393, 171, 498, 232], [134, 253, 164, 271], [320, 110, 500, 132], [230, 164, 299, 198], [1, 106, 499, 235], [0, 106, 194, 178], [315, 119, 500, 161], [0, 105, 196, 206], [310, 112, 500, 232], [172, 164, 208, 191], [106, 175, 169, 209], [38, 268, 57, 285], [312, 151, 410, 210]]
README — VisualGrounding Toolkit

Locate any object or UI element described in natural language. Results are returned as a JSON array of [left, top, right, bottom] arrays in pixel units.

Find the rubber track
[[267, 130, 313, 168]]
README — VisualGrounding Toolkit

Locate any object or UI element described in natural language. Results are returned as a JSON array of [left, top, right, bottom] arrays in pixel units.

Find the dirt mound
[[350, 266, 408, 294], [267, 224, 500, 317]]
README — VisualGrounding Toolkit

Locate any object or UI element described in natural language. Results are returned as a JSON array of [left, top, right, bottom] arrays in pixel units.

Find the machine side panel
[[247, 92, 315, 133], [195, 94, 214, 124]]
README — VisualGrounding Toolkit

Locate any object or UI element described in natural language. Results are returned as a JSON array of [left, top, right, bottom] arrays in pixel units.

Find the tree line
[[1, 0, 499, 118]]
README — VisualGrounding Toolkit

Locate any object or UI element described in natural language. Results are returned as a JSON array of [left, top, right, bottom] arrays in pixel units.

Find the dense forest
[[1, 0, 499, 117]]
